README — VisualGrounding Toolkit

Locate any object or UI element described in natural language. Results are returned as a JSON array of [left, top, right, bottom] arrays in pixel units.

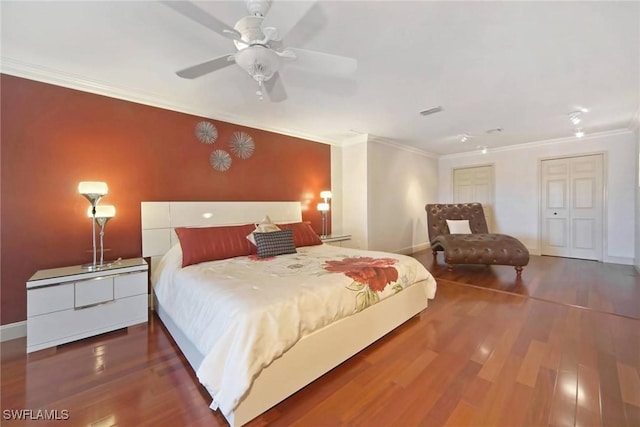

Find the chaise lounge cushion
[[430, 233, 529, 267]]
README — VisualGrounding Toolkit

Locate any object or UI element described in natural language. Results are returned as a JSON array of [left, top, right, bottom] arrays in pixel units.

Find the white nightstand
[[26, 258, 148, 353], [321, 234, 352, 246]]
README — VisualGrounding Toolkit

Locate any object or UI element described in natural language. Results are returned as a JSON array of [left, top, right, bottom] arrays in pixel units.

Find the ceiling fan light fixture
[[234, 45, 281, 82]]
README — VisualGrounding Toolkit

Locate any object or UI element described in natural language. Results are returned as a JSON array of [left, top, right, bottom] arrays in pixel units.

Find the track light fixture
[[569, 108, 589, 138], [460, 133, 473, 143]]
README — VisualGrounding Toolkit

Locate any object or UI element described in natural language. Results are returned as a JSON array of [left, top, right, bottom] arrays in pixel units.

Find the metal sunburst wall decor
[[195, 121, 218, 144], [210, 149, 232, 172], [229, 131, 255, 159]]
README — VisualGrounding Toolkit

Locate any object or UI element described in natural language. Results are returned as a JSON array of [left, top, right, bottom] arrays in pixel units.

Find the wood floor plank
[[617, 362, 640, 407], [443, 401, 477, 427], [517, 340, 548, 388], [523, 367, 557, 427]]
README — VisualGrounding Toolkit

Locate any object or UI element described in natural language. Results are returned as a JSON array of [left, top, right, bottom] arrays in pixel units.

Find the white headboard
[[141, 201, 303, 258]]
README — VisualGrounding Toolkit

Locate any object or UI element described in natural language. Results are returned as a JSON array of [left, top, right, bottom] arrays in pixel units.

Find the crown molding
[[367, 135, 438, 159], [440, 128, 633, 160], [0, 57, 342, 146]]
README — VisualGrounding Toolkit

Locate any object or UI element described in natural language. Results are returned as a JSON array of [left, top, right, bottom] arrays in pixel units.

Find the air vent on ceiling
[[419, 106, 443, 116]]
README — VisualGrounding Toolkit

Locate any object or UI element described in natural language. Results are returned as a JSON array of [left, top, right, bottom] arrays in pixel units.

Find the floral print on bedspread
[[246, 251, 326, 276], [323, 257, 405, 311]]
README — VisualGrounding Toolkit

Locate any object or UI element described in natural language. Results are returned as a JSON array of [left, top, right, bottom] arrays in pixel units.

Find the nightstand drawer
[[27, 294, 148, 351], [27, 283, 74, 317], [75, 277, 114, 308], [114, 272, 147, 299]]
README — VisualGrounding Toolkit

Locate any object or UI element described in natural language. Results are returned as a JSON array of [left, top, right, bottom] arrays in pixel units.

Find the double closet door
[[540, 154, 604, 260], [453, 165, 494, 232]]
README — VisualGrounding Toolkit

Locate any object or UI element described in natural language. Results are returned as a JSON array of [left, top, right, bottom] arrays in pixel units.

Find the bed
[[142, 201, 437, 426]]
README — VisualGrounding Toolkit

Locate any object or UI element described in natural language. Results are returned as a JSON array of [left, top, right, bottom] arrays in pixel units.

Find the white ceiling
[[2, 1, 638, 155]]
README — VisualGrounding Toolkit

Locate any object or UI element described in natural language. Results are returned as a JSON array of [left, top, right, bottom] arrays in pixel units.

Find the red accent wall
[[0, 74, 331, 325]]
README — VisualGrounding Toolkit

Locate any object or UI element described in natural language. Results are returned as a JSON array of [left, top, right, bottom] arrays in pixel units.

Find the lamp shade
[[78, 181, 108, 196], [320, 190, 332, 200], [317, 202, 330, 212], [89, 205, 116, 218]]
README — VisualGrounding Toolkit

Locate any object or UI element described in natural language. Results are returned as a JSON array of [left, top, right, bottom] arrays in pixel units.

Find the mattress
[[152, 243, 437, 416]]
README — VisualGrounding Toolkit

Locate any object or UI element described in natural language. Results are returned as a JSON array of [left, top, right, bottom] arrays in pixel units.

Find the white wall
[[332, 135, 440, 254], [340, 135, 369, 249], [367, 139, 439, 253], [633, 113, 640, 271], [439, 130, 636, 264], [330, 145, 343, 236]]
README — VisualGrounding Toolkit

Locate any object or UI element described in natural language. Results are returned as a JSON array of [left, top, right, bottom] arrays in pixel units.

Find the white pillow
[[246, 217, 281, 245], [446, 219, 472, 234]]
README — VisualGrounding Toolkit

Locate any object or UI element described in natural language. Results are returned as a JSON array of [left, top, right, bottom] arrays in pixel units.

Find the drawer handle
[[74, 299, 115, 311]]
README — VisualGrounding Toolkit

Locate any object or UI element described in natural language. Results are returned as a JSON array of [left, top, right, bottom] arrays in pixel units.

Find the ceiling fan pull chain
[[256, 80, 264, 101]]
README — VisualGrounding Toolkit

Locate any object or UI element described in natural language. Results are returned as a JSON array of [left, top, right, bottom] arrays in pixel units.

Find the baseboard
[[396, 242, 430, 255], [603, 255, 634, 266], [0, 321, 27, 342]]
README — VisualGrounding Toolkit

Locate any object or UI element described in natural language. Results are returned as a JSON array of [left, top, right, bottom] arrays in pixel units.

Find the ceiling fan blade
[[276, 2, 328, 48], [262, 1, 317, 42], [161, 1, 241, 41], [287, 48, 357, 77], [176, 54, 235, 79], [264, 72, 287, 103]]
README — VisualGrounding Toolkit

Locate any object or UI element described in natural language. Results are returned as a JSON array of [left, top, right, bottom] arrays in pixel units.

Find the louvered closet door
[[453, 165, 494, 232], [540, 154, 603, 260]]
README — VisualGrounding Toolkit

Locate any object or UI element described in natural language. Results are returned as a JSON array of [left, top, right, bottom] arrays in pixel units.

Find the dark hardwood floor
[[1, 253, 639, 426]]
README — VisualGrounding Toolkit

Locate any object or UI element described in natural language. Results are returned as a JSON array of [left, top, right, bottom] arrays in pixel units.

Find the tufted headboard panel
[[425, 203, 489, 241]]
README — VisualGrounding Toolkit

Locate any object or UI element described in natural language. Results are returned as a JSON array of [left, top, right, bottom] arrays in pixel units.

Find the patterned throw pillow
[[253, 229, 297, 258], [246, 223, 281, 246]]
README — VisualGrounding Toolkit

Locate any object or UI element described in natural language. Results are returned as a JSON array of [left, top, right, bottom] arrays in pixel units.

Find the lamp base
[[81, 258, 122, 271], [81, 262, 111, 271]]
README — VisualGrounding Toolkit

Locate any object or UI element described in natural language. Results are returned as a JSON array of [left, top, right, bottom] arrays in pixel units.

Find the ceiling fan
[[163, 0, 357, 102]]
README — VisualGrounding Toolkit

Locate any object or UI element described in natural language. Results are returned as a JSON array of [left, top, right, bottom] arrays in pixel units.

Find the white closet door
[[540, 154, 603, 260], [453, 165, 494, 232]]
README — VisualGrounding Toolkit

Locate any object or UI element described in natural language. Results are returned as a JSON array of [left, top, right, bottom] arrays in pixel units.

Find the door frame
[[537, 151, 607, 261]]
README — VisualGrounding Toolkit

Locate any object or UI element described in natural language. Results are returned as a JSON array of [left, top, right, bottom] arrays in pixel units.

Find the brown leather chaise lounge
[[425, 203, 530, 276]]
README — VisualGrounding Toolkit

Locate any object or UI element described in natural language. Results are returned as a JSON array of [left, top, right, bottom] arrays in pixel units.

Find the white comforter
[[152, 243, 436, 417]]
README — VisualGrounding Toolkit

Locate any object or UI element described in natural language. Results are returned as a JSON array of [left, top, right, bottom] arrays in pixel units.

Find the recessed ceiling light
[[575, 129, 585, 138], [476, 145, 488, 154], [460, 133, 473, 143], [419, 106, 443, 116]]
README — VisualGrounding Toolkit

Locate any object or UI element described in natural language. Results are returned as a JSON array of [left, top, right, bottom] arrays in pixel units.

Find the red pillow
[[277, 222, 323, 247], [175, 224, 257, 267]]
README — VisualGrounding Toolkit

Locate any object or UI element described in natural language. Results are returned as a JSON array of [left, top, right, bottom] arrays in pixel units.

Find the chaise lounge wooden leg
[[515, 266, 523, 276]]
